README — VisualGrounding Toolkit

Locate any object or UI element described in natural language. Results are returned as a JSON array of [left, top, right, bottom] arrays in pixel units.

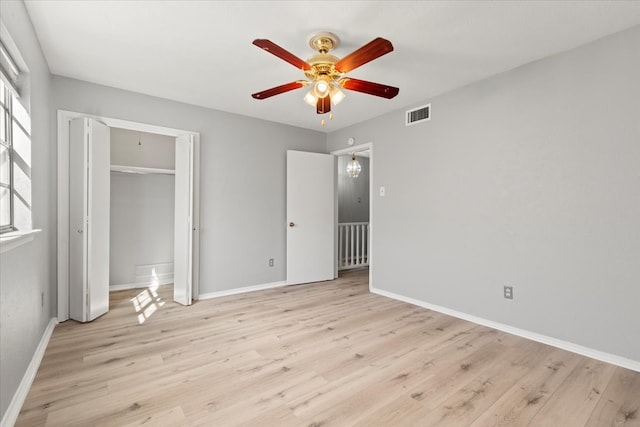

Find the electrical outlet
[[504, 286, 513, 299], [269, 258, 274, 267]]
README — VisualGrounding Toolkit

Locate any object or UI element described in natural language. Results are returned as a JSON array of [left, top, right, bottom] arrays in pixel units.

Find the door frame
[[56, 109, 201, 321], [330, 142, 373, 290]]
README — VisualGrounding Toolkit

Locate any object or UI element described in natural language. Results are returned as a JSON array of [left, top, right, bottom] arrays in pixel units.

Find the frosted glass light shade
[[304, 90, 317, 106], [330, 85, 345, 105], [346, 156, 361, 178]]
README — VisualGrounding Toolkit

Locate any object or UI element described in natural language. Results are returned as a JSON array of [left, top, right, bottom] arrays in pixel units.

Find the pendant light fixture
[[346, 154, 361, 178]]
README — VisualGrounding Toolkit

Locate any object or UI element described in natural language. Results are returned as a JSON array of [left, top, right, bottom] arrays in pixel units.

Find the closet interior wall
[[109, 127, 176, 289]]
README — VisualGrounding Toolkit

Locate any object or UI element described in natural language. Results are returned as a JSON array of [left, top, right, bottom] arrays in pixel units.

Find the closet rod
[[110, 165, 175, 175]]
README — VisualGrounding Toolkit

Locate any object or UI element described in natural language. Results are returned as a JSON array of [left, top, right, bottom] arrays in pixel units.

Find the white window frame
[[0, 76, 15, 233], [0, 22, 40, 253]]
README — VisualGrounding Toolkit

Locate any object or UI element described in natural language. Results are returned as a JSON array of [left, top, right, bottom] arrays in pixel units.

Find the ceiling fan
[[251, 32, 399, 121]]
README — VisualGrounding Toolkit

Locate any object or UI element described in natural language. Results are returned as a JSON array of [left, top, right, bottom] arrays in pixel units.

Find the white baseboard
[[109, 278, 173, 291], [370, 287, 640, 373], [198, 281, 288, 300], [1, 317, 57, 427]]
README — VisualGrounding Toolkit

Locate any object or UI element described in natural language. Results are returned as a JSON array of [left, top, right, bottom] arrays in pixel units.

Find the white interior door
[[174, 134, 194, 305], [69, 117, 110, 322], [287, 150, 335, 285]]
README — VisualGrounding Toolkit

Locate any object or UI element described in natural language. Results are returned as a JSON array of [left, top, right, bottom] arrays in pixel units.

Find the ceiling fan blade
[[334, 37, 394, 73], [253, 39, 312, 71], [317, 96, 331, 114], [340, 78, 399, 99], [251, 81, 307, 99]]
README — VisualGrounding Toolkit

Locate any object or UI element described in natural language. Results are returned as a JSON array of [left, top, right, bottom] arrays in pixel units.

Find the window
[[0, 79, 13, 232], [0, 33, 31, 234]]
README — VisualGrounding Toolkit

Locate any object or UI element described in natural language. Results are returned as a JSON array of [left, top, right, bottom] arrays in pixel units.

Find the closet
[[68, 117, 195, 322], [109, 127, 176, 293]]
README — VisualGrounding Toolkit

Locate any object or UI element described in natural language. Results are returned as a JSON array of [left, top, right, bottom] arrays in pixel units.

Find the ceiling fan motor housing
[[304, 54, 342, 82], [305, 32, 343, 83]]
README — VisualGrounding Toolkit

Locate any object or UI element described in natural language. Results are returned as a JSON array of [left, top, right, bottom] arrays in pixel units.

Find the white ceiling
[[24, 1, 640, 132]]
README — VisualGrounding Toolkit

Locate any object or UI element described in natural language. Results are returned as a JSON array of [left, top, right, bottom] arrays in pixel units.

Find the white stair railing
[[338, 222, 369, 270]]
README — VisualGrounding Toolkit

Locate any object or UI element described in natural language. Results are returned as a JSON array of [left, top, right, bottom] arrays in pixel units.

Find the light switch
[[379, 186, 386, 197]]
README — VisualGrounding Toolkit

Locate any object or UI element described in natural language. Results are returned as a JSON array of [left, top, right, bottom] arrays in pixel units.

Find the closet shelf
[[110, 165, 175, 175]]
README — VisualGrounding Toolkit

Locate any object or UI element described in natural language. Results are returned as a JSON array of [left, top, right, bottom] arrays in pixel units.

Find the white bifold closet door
[[173, 134, 194, 305], [69, 117, 110, 322]]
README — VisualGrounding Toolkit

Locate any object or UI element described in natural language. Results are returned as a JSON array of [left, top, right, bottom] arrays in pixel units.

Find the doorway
[[57, 110, 200, 321], [331, 142, 373, 290], [337, 151, 370, 270]]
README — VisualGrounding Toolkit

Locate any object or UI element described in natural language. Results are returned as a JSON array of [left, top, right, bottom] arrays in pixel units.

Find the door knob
[[289, 222, 295, 227], [77, 229, 83, 234]]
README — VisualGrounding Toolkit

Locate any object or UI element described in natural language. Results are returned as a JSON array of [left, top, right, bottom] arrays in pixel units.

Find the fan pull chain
[[320, 113, 335, 127]]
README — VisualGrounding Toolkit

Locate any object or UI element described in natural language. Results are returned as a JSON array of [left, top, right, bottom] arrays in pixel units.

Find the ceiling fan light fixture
[[330, 85, 345, 106], [313, 80, 330, 98], [304, 90, 317, 106]]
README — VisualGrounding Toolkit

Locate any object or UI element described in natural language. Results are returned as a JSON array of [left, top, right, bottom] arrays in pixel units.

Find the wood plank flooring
[[16, 269, 640, 426]]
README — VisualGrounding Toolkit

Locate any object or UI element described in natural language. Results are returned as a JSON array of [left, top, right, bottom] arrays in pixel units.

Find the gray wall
[[52, 76, 326, 294], [327, 26, 640, 362], [338, 155, 369, 223], [0, 1, 54, 419]]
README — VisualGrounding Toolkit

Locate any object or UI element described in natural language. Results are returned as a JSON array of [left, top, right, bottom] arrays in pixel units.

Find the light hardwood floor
[[16, 269, 640, 426]]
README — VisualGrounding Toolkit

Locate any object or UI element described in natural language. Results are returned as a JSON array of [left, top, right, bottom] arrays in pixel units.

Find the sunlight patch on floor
[[130, 268, 166, 324]]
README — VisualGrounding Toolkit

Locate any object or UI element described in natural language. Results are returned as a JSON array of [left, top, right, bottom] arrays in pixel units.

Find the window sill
[[0, 229, 42, 254]]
